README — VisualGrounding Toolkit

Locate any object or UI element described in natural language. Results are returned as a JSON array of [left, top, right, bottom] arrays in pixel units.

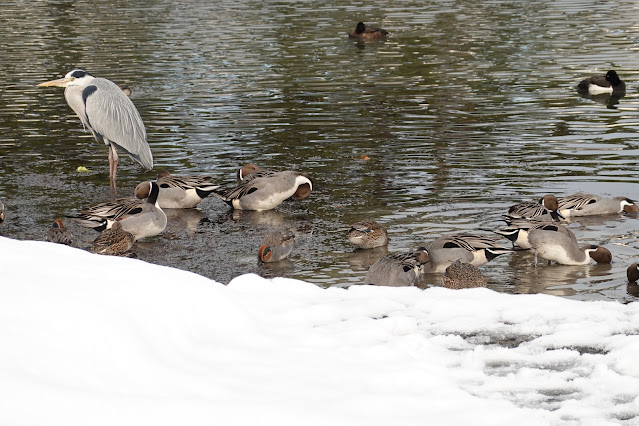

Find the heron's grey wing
[[83, 78, 153, 170]]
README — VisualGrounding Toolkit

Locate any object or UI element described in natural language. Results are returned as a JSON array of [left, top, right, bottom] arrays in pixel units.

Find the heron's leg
[[108, 143, 119, 190]]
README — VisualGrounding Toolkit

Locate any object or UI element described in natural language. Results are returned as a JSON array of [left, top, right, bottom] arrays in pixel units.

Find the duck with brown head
[[528, 229, 612, 266], [70, 182, 167, 241], [257, 229, 295, 264], [151, 170, 220, 209], [349, 22, 388, 40], [46, 218, 74, 246], [213, 170, 313, 211], [508, 194, 565, 222], [557, 193, 639, 217]]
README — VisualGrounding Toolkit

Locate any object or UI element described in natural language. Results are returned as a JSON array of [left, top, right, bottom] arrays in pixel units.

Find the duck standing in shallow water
[[577, 70, 626, 95], [46, 218, 74, 246], [213, 170, 313, 211], [348, 220, 388, 249], [527, 229, 612, 266], [70, 181, 167, 241], [557, 193, 638, 217], [153, 170, 220, 209], [258, 229, 296, 264], [493, 217, 576, 249], [91, 222, 135, 256], [349, 22, 388, 40], [364, 248, 429, 286]]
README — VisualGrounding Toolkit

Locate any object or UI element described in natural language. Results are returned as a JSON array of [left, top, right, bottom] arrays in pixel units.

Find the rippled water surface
[[2, 0, 639, 302]]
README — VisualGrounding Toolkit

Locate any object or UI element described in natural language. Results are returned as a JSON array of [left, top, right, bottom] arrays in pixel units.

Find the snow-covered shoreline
[[1, 236, 638, 425]]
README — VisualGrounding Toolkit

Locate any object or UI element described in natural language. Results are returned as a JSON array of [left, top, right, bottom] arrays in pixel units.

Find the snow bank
[[1, 236, 638, 425]]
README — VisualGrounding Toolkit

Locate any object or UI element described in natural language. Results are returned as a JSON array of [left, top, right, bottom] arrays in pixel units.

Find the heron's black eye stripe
[[71, 70, 87, 78]]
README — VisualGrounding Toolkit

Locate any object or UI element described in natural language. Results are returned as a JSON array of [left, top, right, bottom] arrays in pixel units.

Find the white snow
[[1, 236, 638, 426]]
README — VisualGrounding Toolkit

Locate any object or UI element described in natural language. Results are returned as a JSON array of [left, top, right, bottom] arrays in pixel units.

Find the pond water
[[1, 0, 639, 302]]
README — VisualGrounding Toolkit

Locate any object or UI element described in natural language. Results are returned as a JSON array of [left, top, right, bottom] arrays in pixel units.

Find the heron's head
[[38, 69, 94, 88]]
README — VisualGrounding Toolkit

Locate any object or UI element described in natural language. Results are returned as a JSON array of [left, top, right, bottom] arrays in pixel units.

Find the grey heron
[[38, 69, 153, 189]]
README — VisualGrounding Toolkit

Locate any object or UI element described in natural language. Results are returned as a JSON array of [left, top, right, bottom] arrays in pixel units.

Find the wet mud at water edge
[[1, 0, 639, 302]]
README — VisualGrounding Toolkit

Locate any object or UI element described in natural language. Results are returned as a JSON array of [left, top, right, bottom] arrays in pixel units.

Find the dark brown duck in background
[[349, 22, 388, 40]]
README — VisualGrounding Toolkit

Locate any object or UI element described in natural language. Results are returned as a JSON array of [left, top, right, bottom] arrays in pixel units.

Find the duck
[[627, 263, 639, 283], [213, 170, 313, 211], [70, 181, 167, 240], [442, 260, 486, 289], [421, 234, 512, 273], [493, 217, 577, 249], [0, 200, 4, 225], [46, 218, 74, 246], [364, 248, 429, 286], [149, 170, 220, 209], [258, 229, 295, 264], [348, 220, 388, 249], [557, 193, 639, 217], [91, 221, 135, 256], [508, 194, 564, 221], [117, 84, 132, 97], [527, 229, 612, 266], [577, 70, 626, 95], [349, 22, 388, 40]]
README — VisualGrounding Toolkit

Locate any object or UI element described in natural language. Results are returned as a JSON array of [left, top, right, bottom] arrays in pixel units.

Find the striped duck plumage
[[364, 248, 429, 286], [70, 181, 167, 241]]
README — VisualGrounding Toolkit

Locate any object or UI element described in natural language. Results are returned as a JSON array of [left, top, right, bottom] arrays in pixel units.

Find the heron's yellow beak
[[38, 77, 73, 88]]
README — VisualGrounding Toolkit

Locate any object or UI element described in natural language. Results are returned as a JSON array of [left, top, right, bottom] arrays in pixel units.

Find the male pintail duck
[[70, 181, 167, 240], [349, 22, 388, 40], [348, 220, 388, 249], [258, 229, 295, 264], [627, 263, 639, 283], [557, 193, 639, 217], [213, 170, 313, 211], [508, 194, 564, 221], [46, 218, 74, 246], [421, 234, 512, 273], [91, 221, 135, 256], [527, 229, 612, 266], [442, 260, 486, 289], [151, 170, 220, 209], [493, 217, 576, 249], [577, 70, 626, 95], [364, 248, 429, 286]]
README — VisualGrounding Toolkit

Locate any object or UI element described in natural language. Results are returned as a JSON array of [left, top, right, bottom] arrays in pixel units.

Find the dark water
[[1, 0, 639, 302]]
